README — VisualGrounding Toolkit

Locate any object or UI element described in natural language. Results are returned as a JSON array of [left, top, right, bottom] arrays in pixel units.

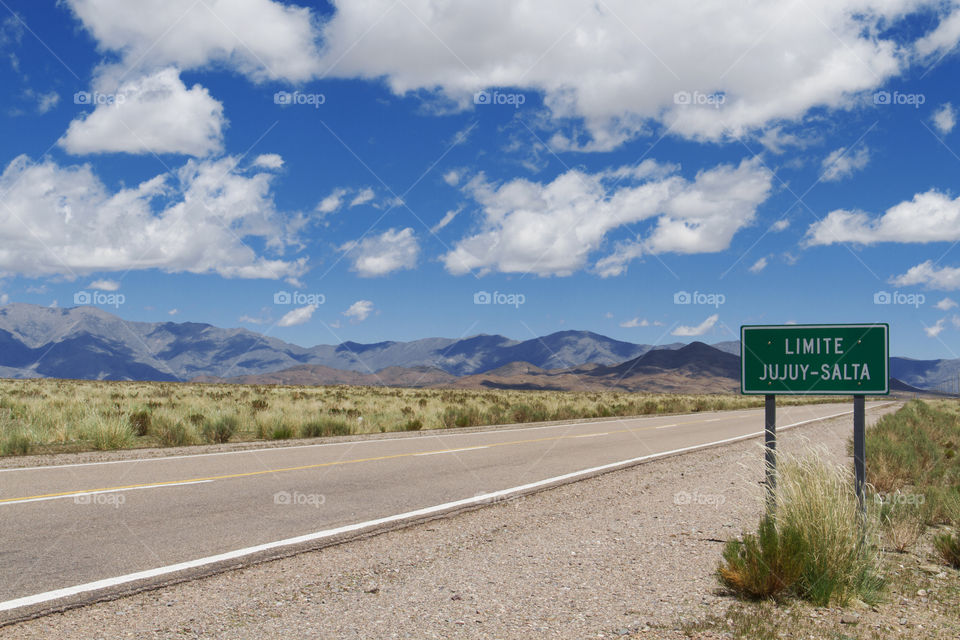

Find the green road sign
[[741, 324, 889, 395]]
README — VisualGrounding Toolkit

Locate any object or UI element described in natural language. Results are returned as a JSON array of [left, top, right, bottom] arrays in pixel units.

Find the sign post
[[741, 324, 889, 519]]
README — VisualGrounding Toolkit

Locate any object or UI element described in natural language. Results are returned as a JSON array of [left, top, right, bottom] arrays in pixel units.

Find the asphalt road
[[0, 401, 892, 622]]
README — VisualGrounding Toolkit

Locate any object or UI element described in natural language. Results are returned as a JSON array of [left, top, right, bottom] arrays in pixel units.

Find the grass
[[0, 377, 844, 456], [718, 451, 884, 606]]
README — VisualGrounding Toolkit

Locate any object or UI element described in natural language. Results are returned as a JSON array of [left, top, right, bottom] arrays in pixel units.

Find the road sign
[[741, 324, 889, 395]]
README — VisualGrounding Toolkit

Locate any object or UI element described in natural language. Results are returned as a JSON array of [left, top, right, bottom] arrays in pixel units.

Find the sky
[[0, 1, 960, 359]]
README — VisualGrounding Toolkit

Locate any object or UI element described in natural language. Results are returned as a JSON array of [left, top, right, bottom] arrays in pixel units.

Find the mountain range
[[0, 303, 956, 392]]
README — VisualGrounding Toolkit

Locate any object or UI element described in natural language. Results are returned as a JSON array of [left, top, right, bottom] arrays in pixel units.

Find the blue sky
[[1, 1, 960, 359]]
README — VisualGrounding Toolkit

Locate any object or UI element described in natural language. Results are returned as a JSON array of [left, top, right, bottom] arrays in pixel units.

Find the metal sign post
[[741, 324, 889, 522]]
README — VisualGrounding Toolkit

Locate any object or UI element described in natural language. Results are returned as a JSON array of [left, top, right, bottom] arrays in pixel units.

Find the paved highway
[[0, 401, 892, 622]]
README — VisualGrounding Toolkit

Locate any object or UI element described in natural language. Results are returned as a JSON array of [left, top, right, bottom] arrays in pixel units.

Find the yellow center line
[[0, 415, 740, 505]]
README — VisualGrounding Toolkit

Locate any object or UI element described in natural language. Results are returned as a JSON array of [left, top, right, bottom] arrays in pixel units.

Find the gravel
[[0, 404, 902, 639]]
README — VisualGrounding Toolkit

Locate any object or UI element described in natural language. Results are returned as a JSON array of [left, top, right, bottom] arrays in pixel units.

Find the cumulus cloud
[[619, 317, 650, 328], [671, 314, 719, 337], [932, 103, 957, 135], [935, 297, 958, 310], [820, 145, 870, 182], [443, 170, 461, 186], [88, 279, 120, 291], [770, 218, 790, 232], [64, 0, 322, 83], [315, 0, 931, 147], [60, 68, 225, 156], [252, 154, 284, 170], [806, 190, 960, 246], [343, 300, 374, 323], [749, 257, 768, 273], [443, 158, 772, 277], [342, 228, 419, 277], [349, 188, 375, 207], [891, 261, 960, 290], [277, 304, 317, 327], [0, 154, 306, 279], [0, 293, 9, 304], [316, 188, 348, 215], [925, 318, 946, 338]]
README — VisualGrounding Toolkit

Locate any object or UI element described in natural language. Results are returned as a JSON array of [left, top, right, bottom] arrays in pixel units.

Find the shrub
[[155, 417, 194, 447], [188, 413, 206, 426], [92, 419, 134, 451], [202, 415, 238, 443], [403, 418, 423, 431], [440, 406, 484, 428], [934, 530, 960, 568], [1, 432, 31, 456], [250, 398, 269, 412], [717, 516, 804, 600], [299, 418, 352, 438], [270, 424, 294, 440], [128, 410, 152, 437]]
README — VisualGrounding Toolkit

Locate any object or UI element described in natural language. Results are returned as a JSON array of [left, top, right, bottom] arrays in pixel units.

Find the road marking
[[415, 446, 490, 456], [0, 405, 893, 506], [0, 481, 213, 506], [704, 418, 724, 422], [655, 423, 679, 430], [0, 405, 881, 615], [574, 433, 608, 438]]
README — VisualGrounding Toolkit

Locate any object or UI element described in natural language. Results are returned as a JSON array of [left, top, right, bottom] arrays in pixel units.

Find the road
[[0, 401, 892, 622]]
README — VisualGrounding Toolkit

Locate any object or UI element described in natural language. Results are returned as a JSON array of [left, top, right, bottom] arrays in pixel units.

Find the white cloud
[[671, 314, 719, 337], [770, 218, 790, 232], [619, 317, 650, 328], [431, 207, 461, 233], [278, 304, 317, 327], [953, 315, 960, 329], [443, 170, 461, 186], [89, 279, 120, 291], [64, 0, 322, 83], [820, 145, 870, 182], [932, 103, 957, 135], [317, 0, 926, 147], [60, 68, 224, 156], [343, 300, 374, 323], [444, 158, 772, 277], [925, 318, 946, 338], [342, 228, 419, 277], [349, 188, 375, 207], [748, 257, 768, 273], [935, 297, 958, 310], [0, 154, 306, 279], [0, 293, 8, 305], [168, 308, 179, 316], [891, 261, 960, 290], [316, 188, 348, 215], [252, 154, 284, 170], [36, 91, 59, 114], [806, 190, 960, 246]]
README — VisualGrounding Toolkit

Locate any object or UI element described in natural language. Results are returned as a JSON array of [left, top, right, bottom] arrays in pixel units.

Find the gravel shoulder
[[1, 403, 913, 639]]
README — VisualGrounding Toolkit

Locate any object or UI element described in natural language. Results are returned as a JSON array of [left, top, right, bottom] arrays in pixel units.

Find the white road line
[[414, 446, 490, 456], [0, 481, 214, 507], [655, 424, 679, 430], [704, 418, 724, 422], [0, 404, 888, 615], [0, 404, 864, 474], [574, 433, 608, 438]]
